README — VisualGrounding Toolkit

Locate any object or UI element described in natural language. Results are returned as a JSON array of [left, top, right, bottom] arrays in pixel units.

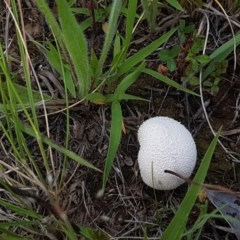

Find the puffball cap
[[138, 116, 197, 190]]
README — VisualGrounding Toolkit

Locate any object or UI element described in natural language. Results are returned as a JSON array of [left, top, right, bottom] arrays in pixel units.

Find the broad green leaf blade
[[161, 129, 221, 240], [19, 122, 100, 172], [102, 101, 122, 190], [143, 68, 199, 96], [57, 0, 90, 97], [117, 28, 177, 77]]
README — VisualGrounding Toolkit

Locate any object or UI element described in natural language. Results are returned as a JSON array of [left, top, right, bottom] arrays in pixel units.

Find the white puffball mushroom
[[137, 116, 197, 190]]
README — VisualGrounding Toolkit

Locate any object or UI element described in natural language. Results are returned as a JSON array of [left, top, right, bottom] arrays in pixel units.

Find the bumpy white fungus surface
[[137, 116, 197, 190]]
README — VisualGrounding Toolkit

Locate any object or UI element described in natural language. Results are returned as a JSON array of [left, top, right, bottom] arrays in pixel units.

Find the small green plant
[[183, 34, 211, 85], [159, 45, 181, 72], [202, 60, 228, 95], [178, 19, 195, 43], [183, 39, 228, 95], [158, 20, 229, 95]]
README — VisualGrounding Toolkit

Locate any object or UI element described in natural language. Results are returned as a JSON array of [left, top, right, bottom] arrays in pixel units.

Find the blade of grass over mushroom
[[161, 128, 221, 240], [143, 68, 199, 96], [116, 28, 177, 77], [18, 121, 101, 172], [102, 101, 122, 191]]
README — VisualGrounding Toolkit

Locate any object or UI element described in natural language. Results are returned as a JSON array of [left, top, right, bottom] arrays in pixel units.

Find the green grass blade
[[186, 31, 240, 81], [115, 63, 145, 94], [118, 0, 137, 62], [210, 31, 240, 61], [0, 38, 48, 183], [161, 128, 221, 240], [143, 68, 199, 96], [117, 93, 148, 101], [0, 228, 30, 240], [18, 121, 101, 172], [125, 0, 138, 47], [43, 41, 76, 98], [0, 221, 38, 228], [166, 0, 184, 11], [57, 0, 90, 98], [0, 82, 51, 111], [96, 0, 122, 77], [117, 28, 177, 77], [108, 0, 138, 75], [200, 31, 240, 80], [0, 199, 40, 219], [102, 101, 122, 191]]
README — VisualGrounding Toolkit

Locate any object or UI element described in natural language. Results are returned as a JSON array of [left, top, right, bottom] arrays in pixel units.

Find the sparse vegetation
[[0, 0, 240, 239]]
